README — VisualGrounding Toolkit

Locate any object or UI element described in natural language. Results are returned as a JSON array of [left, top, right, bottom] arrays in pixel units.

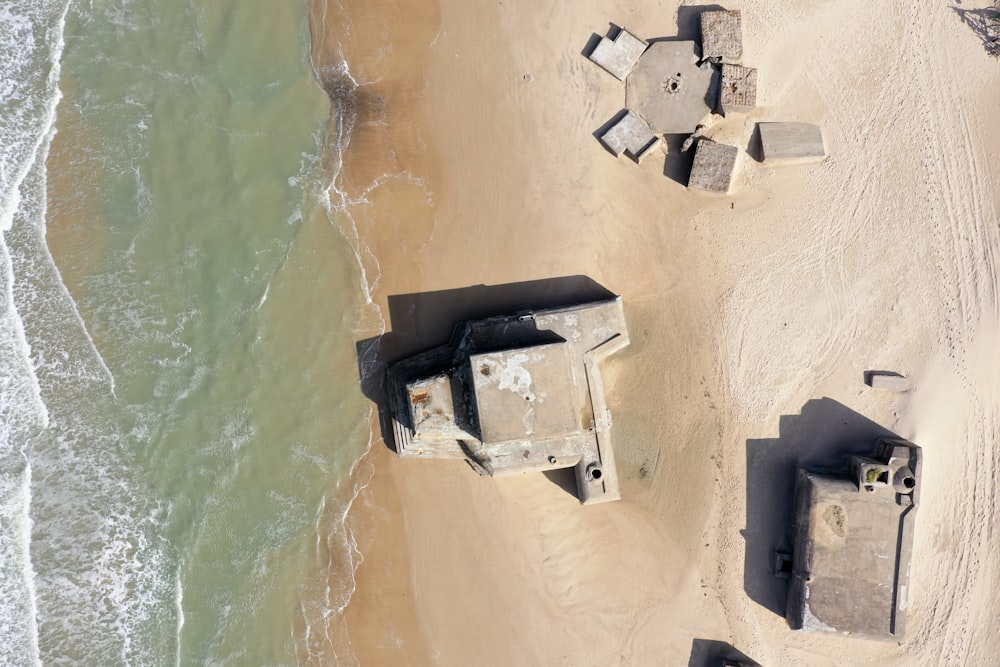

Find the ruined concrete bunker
[[781, 438, 921, 639], [387, 298, 630, 505]]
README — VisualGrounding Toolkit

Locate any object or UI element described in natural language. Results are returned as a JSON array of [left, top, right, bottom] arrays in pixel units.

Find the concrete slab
[[701, 10, 743, 63], [688, 140, 738, 193], [625, 41, 714, 134], [867, 372, 911, 392], [719, 64, 757, 115], [758, 122, 826, 162], [786, 439, 921, 639], [387, 298, 630, 504], [589, 28, 648, 81], [600, 111, 661, 162]]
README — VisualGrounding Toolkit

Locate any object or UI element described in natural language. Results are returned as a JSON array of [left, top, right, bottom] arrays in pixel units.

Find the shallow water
[[0, 0, 372, 663]]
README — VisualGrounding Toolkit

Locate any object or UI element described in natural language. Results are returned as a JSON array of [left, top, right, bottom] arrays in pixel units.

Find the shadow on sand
[[952, 5, 1000, 57], [745, 123, 764, 163], [688, 638, 760, 667], [743, 398, 897, 617], [663, 134, 696, 185], [355, 276, 616, 453]]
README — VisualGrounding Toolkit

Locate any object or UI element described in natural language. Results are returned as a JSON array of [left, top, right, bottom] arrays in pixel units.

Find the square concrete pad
[[689, 140, 738, 193]]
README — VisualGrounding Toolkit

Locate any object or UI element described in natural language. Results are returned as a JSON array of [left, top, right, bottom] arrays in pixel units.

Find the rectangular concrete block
[[589, 27, 648, 80], [688, 140, 738, 193], [719, 64, 757, 115], [701, 10, 742, 63], [758, 122, 826, 162], [867, 372, 911, 392]]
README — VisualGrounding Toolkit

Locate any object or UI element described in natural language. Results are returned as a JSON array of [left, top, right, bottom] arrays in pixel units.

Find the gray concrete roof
[[388, 298, 630, 504], [786, 439, 921, 639], [589, 28, 648, 81], [600, 111, 661, 162], [759, 122, 826, 162], [470, 342, 579, 444], [626, 41, 714, 134]]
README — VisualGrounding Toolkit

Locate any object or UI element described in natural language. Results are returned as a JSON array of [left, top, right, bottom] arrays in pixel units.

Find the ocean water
[[1, 0, 373, 663]]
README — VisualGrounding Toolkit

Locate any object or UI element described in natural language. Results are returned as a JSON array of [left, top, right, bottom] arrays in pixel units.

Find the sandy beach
[[309, 0, 1000, 664]]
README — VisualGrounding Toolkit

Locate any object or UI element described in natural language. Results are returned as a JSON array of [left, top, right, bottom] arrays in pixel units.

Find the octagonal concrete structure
[[625, 41, 714, 135]]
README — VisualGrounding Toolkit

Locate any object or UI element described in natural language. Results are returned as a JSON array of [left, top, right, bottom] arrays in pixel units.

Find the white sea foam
[[1, 1, 180, 662], [8, 128, 176, 665], [0, 1, 75, 663]]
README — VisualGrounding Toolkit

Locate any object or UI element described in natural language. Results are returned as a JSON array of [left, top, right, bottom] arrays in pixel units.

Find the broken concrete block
[[688, 140, 738, 193], [758, 122, 826, 162]]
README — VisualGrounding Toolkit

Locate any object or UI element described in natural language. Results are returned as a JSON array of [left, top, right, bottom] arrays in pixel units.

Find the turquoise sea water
[[1, 1, 372, 663]]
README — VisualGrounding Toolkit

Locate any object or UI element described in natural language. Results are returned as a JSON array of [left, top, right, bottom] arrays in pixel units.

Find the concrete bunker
[[780, 437, 921, 639], [387, 298, 630, 505]]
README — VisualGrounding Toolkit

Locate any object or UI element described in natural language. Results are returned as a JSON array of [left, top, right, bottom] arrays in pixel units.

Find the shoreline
[[310, 0, 1000, 664]]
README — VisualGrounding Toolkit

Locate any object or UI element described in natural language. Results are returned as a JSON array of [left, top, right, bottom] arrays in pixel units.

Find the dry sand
[[307, 0, 1000, 664]]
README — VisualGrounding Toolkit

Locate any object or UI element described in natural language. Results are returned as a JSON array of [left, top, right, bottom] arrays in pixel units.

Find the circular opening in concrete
[[586, 463, 604, 482], [661, 74, 684, 95], [903, 476, 915, 489], [548, 455, 557, 464], [591, 468, 602, 480], [864, 485, 874, 492]]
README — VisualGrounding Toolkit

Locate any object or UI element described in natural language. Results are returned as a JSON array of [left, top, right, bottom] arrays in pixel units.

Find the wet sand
[[309, 0, 1000, 664]]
